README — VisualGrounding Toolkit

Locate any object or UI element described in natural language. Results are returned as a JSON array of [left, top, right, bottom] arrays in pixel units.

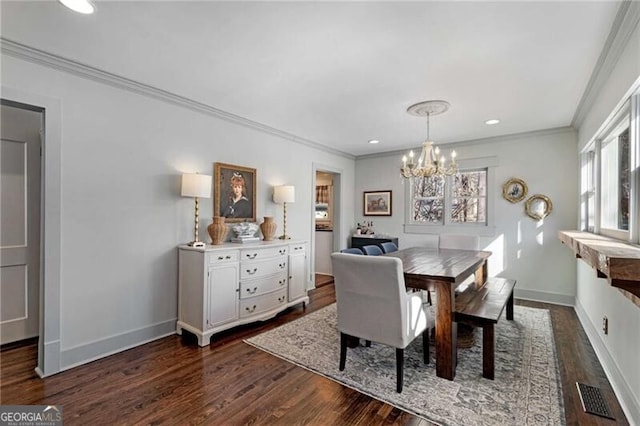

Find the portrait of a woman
[[214, 163, 256, 223], [222, 172, 251, 218]]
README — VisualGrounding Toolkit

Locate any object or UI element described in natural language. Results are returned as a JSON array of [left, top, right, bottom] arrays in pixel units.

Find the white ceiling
[[1, 1, 621, 157]]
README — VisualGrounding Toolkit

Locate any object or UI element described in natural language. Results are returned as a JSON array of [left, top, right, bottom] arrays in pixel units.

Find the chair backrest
[[438, 234, 480, 250], [331, 253, 422, 348], [361, 245, 383, 256], [340, 247, 364, 255], [380, 242, 398, 253]]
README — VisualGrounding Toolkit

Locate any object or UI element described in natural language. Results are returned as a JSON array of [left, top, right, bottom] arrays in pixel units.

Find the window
[[581, 93, 638, 243], [406, 166, 492, 235], [411, 175, 445, 224], [600, 126, 630, 233], [451, 169, 487, 224]]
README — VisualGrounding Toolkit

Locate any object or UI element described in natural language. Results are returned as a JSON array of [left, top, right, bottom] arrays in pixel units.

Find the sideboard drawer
[[207, 250, 239, 265], [240, 257, 288, 279], [239, 289, 287, 318], [241, 246, 288, 261], [239, 272, 288, 299]]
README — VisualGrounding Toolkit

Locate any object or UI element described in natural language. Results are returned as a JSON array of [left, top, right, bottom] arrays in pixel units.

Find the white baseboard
[[59, 319, 176, 372], [514, 288, 575, 306], [574, 300, 640, 425]]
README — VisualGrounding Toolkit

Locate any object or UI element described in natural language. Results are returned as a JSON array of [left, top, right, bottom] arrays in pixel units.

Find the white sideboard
[[177, 240, 309, 346]]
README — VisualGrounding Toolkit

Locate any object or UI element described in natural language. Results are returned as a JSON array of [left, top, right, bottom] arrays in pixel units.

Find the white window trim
[[599, 102, 630, 240], [580, 91, 639, 245], [404, 156, 498, 236]]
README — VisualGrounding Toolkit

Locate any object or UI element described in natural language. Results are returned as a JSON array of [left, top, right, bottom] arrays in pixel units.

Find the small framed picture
[[502, 177, 528, 204], [363, 190, 392, 216], [214, 162, 257, 223]]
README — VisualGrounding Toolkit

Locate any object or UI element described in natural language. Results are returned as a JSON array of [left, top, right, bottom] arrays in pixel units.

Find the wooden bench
[[454, 277, 517, 380]]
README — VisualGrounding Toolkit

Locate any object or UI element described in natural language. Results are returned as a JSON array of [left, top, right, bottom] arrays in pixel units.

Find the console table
[[350, 235, 399, 251], [177, 240, 309, 346]]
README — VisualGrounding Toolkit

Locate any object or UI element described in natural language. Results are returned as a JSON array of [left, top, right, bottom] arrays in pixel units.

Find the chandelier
[[401, 100, 457, 179]]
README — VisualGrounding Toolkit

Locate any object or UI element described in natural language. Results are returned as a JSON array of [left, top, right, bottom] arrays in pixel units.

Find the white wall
[[574, 18, 640, 425], [355, 129, 578, 304], [1, 53, 355, 372]]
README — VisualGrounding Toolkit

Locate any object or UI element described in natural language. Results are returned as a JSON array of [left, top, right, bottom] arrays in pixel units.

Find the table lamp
[[273, 185, 295, 240], [182, 173, 212, 248]]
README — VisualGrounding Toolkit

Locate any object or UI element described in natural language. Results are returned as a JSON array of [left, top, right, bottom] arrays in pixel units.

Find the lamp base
[[278, 235, 291, 240], [188, 241, 206, 248]]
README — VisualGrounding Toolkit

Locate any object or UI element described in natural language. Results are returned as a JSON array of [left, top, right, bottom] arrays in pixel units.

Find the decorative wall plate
[[502, 178, 528, 203], [525, 194, 553, 220]]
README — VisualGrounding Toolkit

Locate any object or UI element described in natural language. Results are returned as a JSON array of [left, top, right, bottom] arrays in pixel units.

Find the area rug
[[244, 304, 565, 426]]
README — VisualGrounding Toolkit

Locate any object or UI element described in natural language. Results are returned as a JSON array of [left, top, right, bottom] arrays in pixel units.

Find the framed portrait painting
[[363, 190, 392, 216], [214, 162, 257, 223]]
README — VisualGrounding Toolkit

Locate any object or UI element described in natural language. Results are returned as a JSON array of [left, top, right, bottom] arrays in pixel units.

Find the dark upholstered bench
[[454, 277, 516, 380]]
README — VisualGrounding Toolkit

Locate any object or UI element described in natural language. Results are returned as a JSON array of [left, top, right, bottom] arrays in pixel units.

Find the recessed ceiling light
[[485, 119, 500, 125], [59, 0, 95, 14], [368, 139, 380, 144]]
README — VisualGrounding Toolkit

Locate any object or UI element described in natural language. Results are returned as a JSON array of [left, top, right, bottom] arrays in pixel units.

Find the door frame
[[311, 163, 343, 285], [2, 87, 62, 377]]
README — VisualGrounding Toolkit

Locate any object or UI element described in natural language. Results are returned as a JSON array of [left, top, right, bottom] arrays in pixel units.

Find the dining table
[[385, 246, 492, 380]]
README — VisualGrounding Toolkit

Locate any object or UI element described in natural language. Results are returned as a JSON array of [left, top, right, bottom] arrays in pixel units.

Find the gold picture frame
[[502, 178, 528, 203], [214, 162, 257, 223], [363, 190, 392, 216], [525, 194, 553, 220]]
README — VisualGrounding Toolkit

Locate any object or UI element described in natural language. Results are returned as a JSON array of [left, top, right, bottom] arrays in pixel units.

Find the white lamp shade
[[181, 173, 212, 198], [273, 185, 295, 203]]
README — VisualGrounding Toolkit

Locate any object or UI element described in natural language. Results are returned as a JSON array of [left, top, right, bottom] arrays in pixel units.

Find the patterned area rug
[[245, 304, 565, 426]]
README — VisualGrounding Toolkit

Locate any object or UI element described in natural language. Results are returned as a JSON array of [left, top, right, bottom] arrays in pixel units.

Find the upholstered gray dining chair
[[380, 242, 398, 253], [361, 244, 383, 255], [331, 253, 434, 393], [340, 247, 364, 255]]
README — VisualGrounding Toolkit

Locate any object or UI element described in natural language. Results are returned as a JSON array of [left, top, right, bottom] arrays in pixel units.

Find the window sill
[[559, 230, 640, 305]]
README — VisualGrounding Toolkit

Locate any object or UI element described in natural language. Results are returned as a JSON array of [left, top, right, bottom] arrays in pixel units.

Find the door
[[0, 103, 42, 344], [314, 171, 335, 276]]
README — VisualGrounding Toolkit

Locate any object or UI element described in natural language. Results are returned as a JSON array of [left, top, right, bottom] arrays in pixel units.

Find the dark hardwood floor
[[1, 280, 629, 425]]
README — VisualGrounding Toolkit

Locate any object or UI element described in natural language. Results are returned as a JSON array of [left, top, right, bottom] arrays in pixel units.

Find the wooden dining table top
[[385, 246, 492, 380], [385, 246, 492, 284]]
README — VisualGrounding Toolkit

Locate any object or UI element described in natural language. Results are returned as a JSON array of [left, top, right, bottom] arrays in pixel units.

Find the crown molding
[[0, 37, 355, 160], [572, 0, 640, 129], [356, 126, 575, 161]]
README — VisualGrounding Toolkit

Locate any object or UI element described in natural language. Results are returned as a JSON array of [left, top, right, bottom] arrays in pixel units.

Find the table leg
[[474, 260, 488, 287], [435, 281, 457, 380]]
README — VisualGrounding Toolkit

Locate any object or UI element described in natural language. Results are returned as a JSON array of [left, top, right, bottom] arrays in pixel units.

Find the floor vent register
[[576, 382, 615, 420]]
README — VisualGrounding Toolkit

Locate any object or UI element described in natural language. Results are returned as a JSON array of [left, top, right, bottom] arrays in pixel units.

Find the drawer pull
[[245, 305, 257, 313], [217, 255, 233, 260], [279, 249, 286, 255], [246, 287, 258, 294], [279, 263, 286, 269], [279, 279, 286, 286], [246, 268, 258, 275], [294, 246, 303, 251], [278, 296, 286, 303], [246, 253, 258, 259]]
